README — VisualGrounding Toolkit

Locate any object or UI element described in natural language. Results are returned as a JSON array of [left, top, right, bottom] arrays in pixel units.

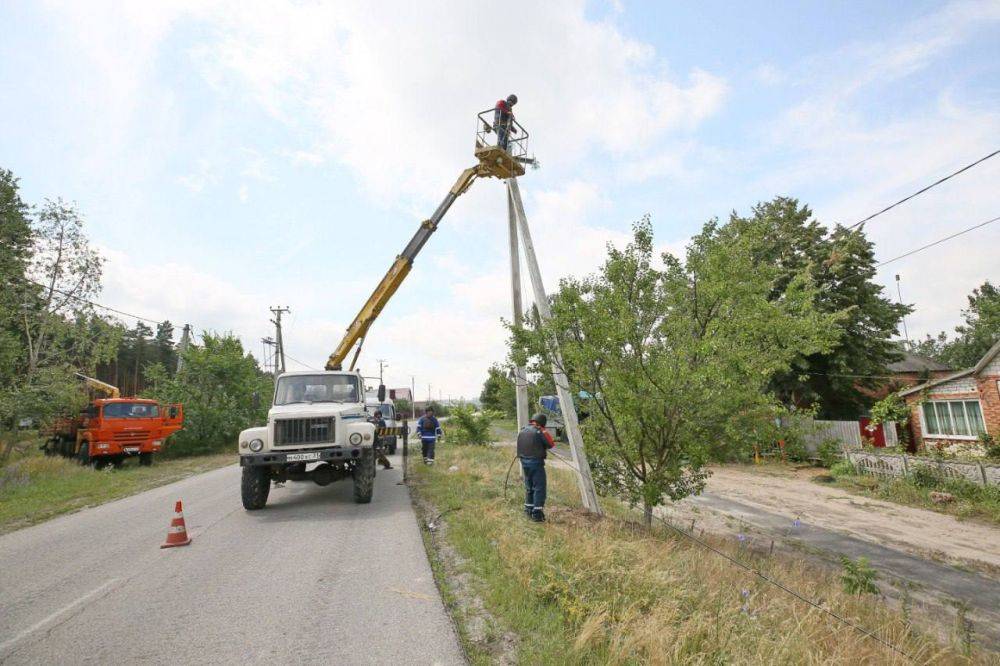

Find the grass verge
[[412, 444, 988, 664], [823, 463, 1000, 526], [0, 450, 232, 534]]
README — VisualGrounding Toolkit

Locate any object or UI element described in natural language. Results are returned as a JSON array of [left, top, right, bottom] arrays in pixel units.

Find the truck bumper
[[239, 446, 366, 467]]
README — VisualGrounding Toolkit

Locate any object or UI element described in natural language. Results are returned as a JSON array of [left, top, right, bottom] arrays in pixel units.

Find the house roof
[[886, 351, 951, 373], [898, 338, 1000, 397]]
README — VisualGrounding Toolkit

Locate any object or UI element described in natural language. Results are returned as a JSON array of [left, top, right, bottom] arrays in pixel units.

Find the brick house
[[860, 351, 953, 402], [899, 340, 1000, 452]]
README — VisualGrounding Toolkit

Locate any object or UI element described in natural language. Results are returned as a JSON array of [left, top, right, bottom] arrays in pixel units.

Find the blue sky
[[1, 0, 998, 399]]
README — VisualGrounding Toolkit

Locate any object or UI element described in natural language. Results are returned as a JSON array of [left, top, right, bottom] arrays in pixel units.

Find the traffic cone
[[161, 500, 192, 548]]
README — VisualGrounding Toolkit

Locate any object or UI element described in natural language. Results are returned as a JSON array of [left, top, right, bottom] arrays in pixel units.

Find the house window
[[921, 400, 986, 438]]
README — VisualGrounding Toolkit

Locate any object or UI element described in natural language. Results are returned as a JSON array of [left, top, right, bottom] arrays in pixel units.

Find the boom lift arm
[[75, 373, 121, 398], [326, 166, 479, 371]]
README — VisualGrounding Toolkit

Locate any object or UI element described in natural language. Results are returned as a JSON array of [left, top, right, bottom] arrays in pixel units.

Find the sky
[[1, 0, 998, 401]]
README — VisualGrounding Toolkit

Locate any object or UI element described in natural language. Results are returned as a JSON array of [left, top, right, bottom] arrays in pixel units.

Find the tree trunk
[[643, 499, 653, 529]]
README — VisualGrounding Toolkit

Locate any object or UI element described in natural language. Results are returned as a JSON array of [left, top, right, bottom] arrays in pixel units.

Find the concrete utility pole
[[270, 306, 290, 375], [377, 359, 388, 384], [411, 375, 416, 419], [507, 178, 602, 515], [176, 324, 191, 373], [895, 275, 911, 349], [507, 187, 531, 430]]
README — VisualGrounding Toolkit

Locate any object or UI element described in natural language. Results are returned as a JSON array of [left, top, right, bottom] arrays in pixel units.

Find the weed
[[840, 556, 880, 596]]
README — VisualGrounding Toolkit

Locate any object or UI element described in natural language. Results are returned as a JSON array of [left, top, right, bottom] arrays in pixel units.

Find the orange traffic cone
[[161, 500, 192, 548]]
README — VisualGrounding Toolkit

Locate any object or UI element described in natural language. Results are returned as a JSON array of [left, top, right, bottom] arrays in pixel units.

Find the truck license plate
[[286, 452, 321, 462], [123, 447, 140, 454]]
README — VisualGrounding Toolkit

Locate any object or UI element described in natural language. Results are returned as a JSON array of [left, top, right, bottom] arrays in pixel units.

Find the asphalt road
[[0, 455, 465, 665]]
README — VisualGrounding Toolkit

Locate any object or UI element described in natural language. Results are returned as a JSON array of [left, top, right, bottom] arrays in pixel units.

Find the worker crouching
[[517, 413, 555, 522]]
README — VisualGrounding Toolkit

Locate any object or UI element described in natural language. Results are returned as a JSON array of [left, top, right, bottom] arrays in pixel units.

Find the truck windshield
[[103, 403, 160, 418], [274, 374, 360, 405]]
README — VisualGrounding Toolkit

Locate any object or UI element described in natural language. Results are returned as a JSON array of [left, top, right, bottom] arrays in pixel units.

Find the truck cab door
[[162, 403, 184, 435]]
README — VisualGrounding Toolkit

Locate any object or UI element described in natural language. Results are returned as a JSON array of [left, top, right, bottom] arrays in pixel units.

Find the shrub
[[448, 405, 502, 446], [981, 433, 1000, 461], [829, 461, 855, 478], [840, 555, 879, 596], [816, 439, 842, 468]]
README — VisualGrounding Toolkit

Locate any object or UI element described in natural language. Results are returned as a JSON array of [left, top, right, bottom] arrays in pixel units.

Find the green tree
[[512, 217, 837, 525], [0, 169, 33, 404], [941, 281, 999, 367], [479, 363, 517, 416], [144, 332, 272, 457], [722, 198, 910, 418]]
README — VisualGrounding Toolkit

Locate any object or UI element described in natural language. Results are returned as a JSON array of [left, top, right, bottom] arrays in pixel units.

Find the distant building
[[899, 340, 1000, 452], [389, 388, 412, 402]]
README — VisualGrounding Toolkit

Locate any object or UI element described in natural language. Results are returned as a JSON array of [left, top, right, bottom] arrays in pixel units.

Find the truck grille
[[113, 430, 150, 441], [274, 418, 336, 446]]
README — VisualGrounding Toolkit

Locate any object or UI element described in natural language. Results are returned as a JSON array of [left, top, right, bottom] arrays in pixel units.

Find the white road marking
[[0, 578, 121, 654]]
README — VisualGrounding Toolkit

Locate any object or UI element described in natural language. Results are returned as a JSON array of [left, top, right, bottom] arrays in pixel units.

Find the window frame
[[920, 398, 987, 440]]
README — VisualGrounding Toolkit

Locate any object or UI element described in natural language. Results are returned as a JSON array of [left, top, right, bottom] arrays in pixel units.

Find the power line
[[283, 352, 320, 371], [12, 274, 169, 325], [847, 149, 999, 230], [876, 215, 1000, 267]]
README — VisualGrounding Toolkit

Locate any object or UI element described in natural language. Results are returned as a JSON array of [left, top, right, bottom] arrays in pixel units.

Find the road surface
[[0, 456, 465, 665]]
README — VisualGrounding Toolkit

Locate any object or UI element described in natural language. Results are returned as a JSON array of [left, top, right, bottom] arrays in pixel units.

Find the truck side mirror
[[377, 384, 386, 403], [169, 406, 179, 419], [252, 392, 261, 409]]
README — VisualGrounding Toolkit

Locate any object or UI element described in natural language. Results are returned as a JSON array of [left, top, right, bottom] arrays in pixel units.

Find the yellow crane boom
[[75, 373, 121, 398], [326, 166, 479, 370]]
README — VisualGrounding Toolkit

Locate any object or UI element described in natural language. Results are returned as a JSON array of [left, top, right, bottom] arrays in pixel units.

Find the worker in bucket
[[517, 412, 556, 522], [416, 407, 442, 465], [493, 93, 518, 152], [369, 409, 393, 470]]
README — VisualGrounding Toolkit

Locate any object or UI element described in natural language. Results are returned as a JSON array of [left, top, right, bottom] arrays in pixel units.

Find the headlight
[[152, 440, 162, 447], [249, 438, 264, 452], [349, 432, 362, 445]]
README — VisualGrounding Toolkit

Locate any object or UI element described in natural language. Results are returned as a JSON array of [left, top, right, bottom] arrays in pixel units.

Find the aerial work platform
[[474, 107, 530, 179]]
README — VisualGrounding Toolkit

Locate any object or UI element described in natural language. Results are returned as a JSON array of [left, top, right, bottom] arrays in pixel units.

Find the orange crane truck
[[41, 374, 184, 469]]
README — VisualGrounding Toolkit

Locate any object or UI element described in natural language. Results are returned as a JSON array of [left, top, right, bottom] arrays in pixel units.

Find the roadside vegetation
[[413, 444, 982, 664], [0, 440, 230, 534], [825, 461, 1000, 526]]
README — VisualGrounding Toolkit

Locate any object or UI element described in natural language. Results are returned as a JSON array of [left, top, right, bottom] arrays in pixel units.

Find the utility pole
[[270, 306, 290, 375], [895, 275, 911, 349], [377, 359, 388, 384], [507, 189, 531, 429], [176, 324, 191, 373], [261, 336, 277, 375], [507, 177, 602, 515], [411, 375, 416, 419]]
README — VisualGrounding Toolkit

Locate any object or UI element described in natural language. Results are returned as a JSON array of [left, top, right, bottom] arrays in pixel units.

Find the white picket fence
[[847, 451, 1000, 487]]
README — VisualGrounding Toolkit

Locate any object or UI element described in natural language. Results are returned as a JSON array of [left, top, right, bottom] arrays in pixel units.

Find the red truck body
[[43, 398, 184, 467]]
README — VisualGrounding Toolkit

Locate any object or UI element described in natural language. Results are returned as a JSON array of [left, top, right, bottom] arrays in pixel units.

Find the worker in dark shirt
[[517, 412, 555, 522], [416, 407, 442, 465], [369, 409, 392, 470], [493, 94, 518, 152]]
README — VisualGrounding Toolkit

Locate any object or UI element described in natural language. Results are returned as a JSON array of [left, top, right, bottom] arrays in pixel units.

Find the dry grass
[[412, 444, 993, 665]]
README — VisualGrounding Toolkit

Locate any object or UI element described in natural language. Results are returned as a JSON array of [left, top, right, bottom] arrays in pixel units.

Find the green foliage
[[721, 198, 910, 418], [911, 280, 999, 369], [394, 398, 412, 418], [816, 439, 842, 468], [144, 333, 272, 457], [868, 394, 908, 426], [840, 556, 879, 596], [829, 460, 855, 478], [512, 216, 837, 521], [479, 364, 516, 416], [448, 404, 502, 446], [981, 433, 1000, 461]]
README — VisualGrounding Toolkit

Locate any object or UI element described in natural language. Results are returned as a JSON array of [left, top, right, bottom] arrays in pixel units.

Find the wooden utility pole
[[507, 187, 531, 430], [506, 178, 602, 515], [270, 306, 290, 375]]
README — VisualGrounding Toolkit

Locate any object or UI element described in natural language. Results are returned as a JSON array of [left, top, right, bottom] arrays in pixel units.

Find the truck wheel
[[139, 453, 153, 467], [111, 456, 124, 469], [241, 466, 270, 510], [352, 448, 375, 504], [78, 442, 91, 466], [388, 436, 397, 455]]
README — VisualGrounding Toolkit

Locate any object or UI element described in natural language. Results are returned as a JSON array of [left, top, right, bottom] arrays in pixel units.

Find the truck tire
[[352, 448, 375, 504], [139, 453, 153, 467], [241, 466, 270, 510]]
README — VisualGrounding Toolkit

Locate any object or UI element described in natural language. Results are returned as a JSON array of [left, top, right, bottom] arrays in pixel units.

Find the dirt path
[[687, 465, 1000, 571]]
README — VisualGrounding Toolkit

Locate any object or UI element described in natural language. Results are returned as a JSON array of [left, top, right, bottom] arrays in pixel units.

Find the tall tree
[[722, 198, 910, 418], [512, 217, 837, 525]]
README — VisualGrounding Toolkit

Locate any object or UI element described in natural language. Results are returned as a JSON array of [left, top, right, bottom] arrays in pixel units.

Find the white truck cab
[[238, 370, 378, 509]]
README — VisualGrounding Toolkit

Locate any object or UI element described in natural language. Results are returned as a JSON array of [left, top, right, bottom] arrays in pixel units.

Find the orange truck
[[41, 374, 184, 469]]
